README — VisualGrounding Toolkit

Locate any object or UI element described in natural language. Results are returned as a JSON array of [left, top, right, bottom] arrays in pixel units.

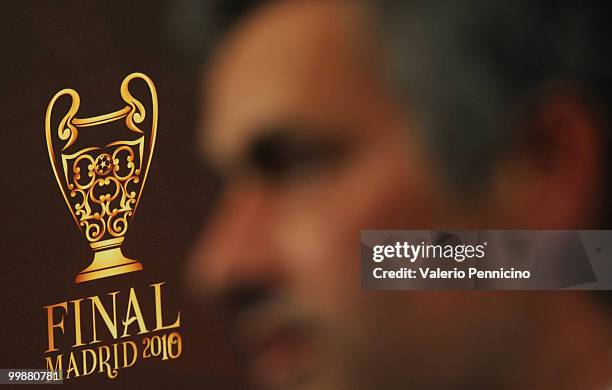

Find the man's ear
[[489, 84, 604, 228]]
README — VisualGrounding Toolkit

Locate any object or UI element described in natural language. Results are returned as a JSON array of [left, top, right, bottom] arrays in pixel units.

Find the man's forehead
[[200, 0, 373, 168], [209, 0, 368, 86]]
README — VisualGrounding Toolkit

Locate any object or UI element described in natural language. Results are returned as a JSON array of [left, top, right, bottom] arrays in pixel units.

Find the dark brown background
[[0, 1, 241, 388]]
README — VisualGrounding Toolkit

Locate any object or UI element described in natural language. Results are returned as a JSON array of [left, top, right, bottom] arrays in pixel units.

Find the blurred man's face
[[190, 1, 565, 389]]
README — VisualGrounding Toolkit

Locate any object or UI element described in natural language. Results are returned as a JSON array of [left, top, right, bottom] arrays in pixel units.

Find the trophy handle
[[119, 72, 158, 217], [45, 89, 82, 228]]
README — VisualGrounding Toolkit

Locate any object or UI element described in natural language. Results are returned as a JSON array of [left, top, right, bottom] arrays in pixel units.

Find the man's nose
[[189, 178, 281, 301]]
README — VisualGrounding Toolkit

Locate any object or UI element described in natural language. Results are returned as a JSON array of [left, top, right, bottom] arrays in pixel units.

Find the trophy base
[[75, 240, 143, 283]]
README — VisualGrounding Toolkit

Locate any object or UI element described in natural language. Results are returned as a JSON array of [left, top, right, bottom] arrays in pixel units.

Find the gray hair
[[367, 0, 611, 191]]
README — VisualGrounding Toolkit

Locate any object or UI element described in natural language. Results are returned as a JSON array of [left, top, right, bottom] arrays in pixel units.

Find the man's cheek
[[276, 195, 364, 306], [276, 204, 360, 285]]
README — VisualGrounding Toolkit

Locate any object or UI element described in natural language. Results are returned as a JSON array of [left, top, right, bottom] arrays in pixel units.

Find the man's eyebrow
[[203, 125, 301, 179], [206, 123, 353, 181]]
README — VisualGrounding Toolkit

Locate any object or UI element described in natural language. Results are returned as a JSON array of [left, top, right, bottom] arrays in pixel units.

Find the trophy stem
[[75, 238, 143, 283]]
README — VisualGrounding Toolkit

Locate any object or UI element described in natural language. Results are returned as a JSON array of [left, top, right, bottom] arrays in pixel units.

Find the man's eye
[[249, 135, 345, 181]]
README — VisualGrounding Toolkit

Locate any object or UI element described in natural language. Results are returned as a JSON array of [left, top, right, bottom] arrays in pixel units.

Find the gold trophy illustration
[[45, 72, 157, 283]]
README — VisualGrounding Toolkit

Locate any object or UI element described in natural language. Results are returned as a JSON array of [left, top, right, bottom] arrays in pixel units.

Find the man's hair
[[171, 0, 267, 61], [369, 0, 612, 196]]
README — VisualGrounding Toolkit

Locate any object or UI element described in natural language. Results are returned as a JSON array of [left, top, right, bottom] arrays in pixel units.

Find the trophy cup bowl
[[45, 73, 157, 283]]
